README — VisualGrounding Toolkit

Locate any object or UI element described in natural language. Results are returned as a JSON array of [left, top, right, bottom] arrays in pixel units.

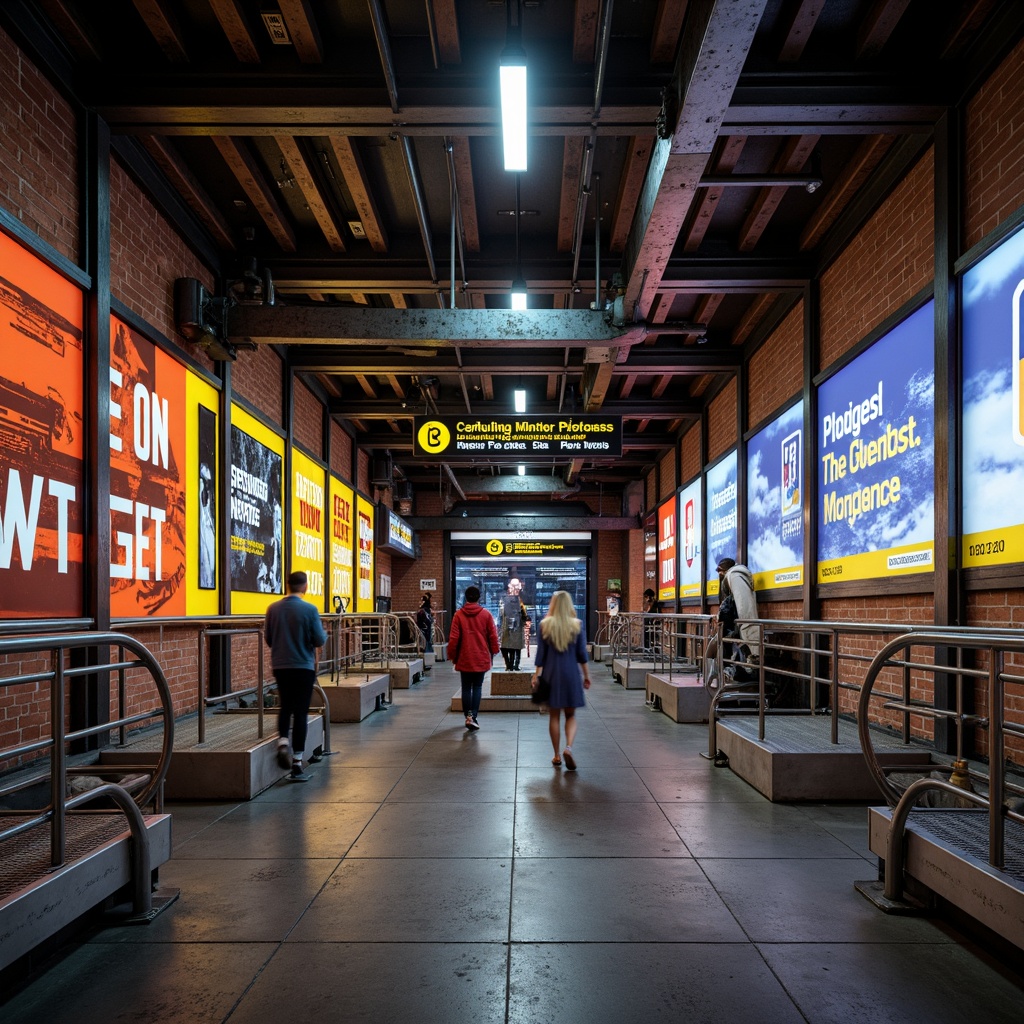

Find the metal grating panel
[[907, 811, 1024, 880]]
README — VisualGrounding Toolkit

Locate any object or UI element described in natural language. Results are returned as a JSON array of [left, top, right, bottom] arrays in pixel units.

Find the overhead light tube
[[518, 464, 526, 476], [514, 388, 527, 412], [510, 278, 528, 310], [500, 3, 527, 171]]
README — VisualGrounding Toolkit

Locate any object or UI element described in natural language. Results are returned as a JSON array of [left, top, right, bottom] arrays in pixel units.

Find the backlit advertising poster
[[656, 495, 676, 603], [706, 451, 738, 596], [962, 224, 1024, 567], [186, 374, 220, 616], [677, 477, 702, 599], [0, 231, 84, 617], [229, 406, 283, 612], [328, 476, 355, 613], [109, 316, 186, 617], [291, 449, 326, 607], [748, 401, 804, 590], [817, 300, 934, 583], [356, 494, 375, 613]]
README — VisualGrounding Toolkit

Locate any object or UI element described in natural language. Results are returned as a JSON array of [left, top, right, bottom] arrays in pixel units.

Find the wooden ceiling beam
[[212, 136, 297, 250], [37, 0, 102, 60], [129, 0, 188, 62], [683, 134, 746, 251], [430, 0, 461, 64], [650, 0, 689, 64], [450, 137, 480, 253], [610, 136, 654, 254], [558, 137, 585, 254], [856, 0, 912, 60], [275, 135, 345, 252], [573, 0, 599, 63], [208, 0, 261, 63], [278, 0, 322, 63], [328, 136, 388, 253], [777, 0, 824, 62]]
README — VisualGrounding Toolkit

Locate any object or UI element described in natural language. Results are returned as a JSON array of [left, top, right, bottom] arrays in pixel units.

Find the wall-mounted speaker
[[371, 452, 393, 487]]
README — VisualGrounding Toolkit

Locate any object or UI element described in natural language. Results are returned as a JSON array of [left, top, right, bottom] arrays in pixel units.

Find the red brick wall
[[819, 149, 934, 371], [357, 448, 370, 494], [293, 378, 323, 457], [679, 423, 699, 482], [964, 36, 1024, 249], [657, 448, 676, 499], [748, 302, 803, 429], [109, 156, 216, 351], [330, 420, 353, 480], [707, 378, 738, 462], [232, 345, 284, 427], [0, 27, 78, 262]]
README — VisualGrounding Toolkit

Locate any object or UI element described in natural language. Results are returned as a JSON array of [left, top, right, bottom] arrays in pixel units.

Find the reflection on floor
[[2, 658, 1023, 1023]]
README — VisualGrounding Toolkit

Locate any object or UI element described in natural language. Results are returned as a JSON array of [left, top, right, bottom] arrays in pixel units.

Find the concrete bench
[[490, 670, 533, 695], [320, 673, 390, 722], [612, 658, 654, 689], [645, 669, 708, 723], [357, 659, 422, 688]]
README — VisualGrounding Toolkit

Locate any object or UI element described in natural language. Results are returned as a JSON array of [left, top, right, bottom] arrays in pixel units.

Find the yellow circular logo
[[417, 420, 450, 454], [486, 539, 504, 556]]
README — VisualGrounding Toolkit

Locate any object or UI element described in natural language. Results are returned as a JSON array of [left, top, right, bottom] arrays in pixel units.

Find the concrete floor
[[2, 658, 1023, 1023]]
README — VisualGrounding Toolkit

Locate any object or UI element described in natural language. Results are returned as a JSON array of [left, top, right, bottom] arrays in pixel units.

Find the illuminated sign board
[[291, 449, 326, 604], [747, 401, 804, 590], [377, 505, 415, 557], [412, 416, 622, 459], [705, 451, 738, 595], [677, 477, 702, 599], [962, 224, 1024, 567], [657, 495, 677, 602], [817, 300, 934, 583]]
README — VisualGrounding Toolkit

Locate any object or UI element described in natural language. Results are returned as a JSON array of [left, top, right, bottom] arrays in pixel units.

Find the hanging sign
[[413, 416, 622, 458]]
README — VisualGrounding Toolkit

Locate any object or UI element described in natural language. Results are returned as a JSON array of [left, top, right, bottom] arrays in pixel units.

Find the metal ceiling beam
[[622, 0, 769, 319], [228, 307, 644, 348], [329, 398, 701, 419]]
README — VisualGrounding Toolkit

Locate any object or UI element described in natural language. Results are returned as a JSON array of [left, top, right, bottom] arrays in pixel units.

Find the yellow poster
[[356, 494, 375, 613], [328, 476, 355, 614], [291, 449, 325, 609]]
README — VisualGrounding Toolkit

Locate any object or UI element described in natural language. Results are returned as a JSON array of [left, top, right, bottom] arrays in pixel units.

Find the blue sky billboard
[[962, 224, 1024, 567], [705, 450, 737, 596], [816, 300, 934, 583], [677, 476, 702, 600], [747, 400, 804, 590]]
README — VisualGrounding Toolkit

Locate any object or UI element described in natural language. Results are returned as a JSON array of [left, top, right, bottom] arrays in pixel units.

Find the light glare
[[500, 63, 528, 172]]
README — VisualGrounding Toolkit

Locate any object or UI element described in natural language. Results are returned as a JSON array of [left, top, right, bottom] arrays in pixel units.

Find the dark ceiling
[[6, 0, 1022, 505]]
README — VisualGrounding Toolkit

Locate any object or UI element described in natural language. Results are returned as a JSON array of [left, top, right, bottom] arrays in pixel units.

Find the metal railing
[[857, 630, 1024, 901], [0, 632, 174, 918]]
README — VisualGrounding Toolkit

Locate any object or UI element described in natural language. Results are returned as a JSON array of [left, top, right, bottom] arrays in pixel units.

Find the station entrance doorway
[[449, 532, 593, 634]]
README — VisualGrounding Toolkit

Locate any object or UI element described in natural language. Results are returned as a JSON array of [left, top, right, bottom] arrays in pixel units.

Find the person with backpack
[[448, 585, 499, 730], [498, 578, 530, 670]]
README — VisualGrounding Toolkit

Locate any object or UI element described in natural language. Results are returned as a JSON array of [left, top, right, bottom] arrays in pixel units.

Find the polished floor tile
[[4, 659, 1022, 1024]]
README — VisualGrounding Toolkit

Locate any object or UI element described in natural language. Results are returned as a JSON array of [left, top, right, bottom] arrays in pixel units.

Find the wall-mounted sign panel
[[229, 405, 284, 613], [328, 476, 354, 613], [817, 300, 934, 583], [705, 450, 738, 595], [377, 505, 415, 557], [748, 401, 804, 590], [449, 531, 592, 559], [412, 416, 621, 459], [962, 224, 1024, 567], [356, 495, 375, 612], [657, 495, 677, 603], [677, 477, 702, 600], [291, 448, 326, 606], [0, 231, 85, 618]]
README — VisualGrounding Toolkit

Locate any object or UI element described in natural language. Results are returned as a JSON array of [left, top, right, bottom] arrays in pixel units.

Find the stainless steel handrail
[[197, 626, 266, 743], [0, 631, 174, 916]]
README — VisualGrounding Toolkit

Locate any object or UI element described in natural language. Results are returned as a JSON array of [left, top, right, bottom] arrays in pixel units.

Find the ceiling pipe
[[592, 0, 615, 118], [443, 138, 469, 307], [401, 135, 438, 284], [700, 174, 823, 191], [443, 462, 466, 501], [368, 0, 400, 113]]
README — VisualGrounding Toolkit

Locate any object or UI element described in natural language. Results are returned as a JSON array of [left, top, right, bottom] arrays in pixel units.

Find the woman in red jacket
[[448, 585, 499, 730]]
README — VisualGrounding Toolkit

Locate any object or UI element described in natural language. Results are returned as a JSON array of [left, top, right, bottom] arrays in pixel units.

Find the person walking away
[[642, 587, 661, 652], [499, 582, 530, 670], [448, 585, 499, 730], [265, 570, 327, 781], [416, 592, 435, 671], [531, 590, 591, 770]]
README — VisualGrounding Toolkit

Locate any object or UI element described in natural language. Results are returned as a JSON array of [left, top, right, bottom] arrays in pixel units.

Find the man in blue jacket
[[265, 570, 327, 780]]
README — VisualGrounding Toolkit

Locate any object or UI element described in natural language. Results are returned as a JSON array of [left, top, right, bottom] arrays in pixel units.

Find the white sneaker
[[466, 718, 480, 730]]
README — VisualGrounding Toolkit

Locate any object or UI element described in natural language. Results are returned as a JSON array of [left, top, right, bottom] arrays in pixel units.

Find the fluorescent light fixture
[[510, 277, 528, 310], [514, 388, 527, 412], [500, 56, 527, 171], [518, 464, 526, 476]]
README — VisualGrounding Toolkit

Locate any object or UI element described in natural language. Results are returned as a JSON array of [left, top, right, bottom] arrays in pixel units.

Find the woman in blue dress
[[531, 590, 591, 770]]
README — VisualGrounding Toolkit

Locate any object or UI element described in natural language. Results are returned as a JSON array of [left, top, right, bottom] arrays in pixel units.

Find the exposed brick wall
[[357, 448, 370, 494], [625, 528, 645, 610], [330, 421, 353, 480], [819, 149, 934, 371], [292, 378, 323, 457], [964, 36, 1024, 249], [707, 377, 738, 462], [232, 345, 284, 427], [645, 469, 657, 510], [748, 302, 803, 429], [109, 156, 217, 348], [0, 27, 79, 262], [681, 422, 701, 482], [657, 448, 676, 500]]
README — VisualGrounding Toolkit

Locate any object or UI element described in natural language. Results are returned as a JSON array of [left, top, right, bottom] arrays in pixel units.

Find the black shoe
[[289, 763, 311, 781], [276, 741, 291, 770]]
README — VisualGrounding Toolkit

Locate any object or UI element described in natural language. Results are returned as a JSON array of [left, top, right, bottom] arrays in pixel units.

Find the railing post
[[197, 629, 207, 745], [257, 628, 265, 740], [50, 649, 66, 870], [830, 627, 840, 744], [989, 647, 1005, 870]]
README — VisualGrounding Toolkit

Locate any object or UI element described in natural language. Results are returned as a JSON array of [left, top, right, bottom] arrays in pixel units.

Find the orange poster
[[109, 316, 187, 616], [0, 232, 84, 617]]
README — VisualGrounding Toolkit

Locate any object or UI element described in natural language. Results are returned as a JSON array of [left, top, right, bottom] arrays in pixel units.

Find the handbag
[[531, 676, 550, 704]]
